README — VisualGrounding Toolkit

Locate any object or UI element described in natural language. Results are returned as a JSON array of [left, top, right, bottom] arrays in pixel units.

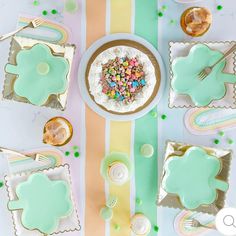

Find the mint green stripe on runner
[[135, 0, 158, 46], [134, 0, 158, 235]]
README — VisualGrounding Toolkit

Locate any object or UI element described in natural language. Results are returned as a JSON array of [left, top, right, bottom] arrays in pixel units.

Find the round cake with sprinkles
[[88, 46, 156, 113]]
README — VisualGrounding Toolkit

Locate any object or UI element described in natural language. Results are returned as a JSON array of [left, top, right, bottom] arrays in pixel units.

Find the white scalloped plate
[[77, 33, 166, 121]]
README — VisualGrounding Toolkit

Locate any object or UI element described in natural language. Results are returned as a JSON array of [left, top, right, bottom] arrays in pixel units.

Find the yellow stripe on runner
[[109, 121, 132, 235], [109, 1, 133, 235], [110, 0, 132, 33]]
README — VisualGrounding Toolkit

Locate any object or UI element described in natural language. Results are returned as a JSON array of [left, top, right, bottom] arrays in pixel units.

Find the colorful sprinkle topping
[[100, 57, 146, 104]]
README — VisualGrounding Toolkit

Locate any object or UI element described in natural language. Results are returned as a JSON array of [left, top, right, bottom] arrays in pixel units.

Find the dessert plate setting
[[78, 33, 166, 121]]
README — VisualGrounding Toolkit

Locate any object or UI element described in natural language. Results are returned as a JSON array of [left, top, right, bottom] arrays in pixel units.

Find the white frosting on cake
[[88, 46, 156, 113]]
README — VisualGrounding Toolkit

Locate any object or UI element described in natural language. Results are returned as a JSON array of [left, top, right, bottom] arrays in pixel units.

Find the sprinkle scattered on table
[[51, 9, 58, 15], [150, 110, 157, 118], [114, 224, 121, 231], [65, 151, 70, 156], [217, 5, 223, 11], [228, 139, 234, 145], [158, 11, 164, 17], [74, 151, 80, 158], [154, 225, 159, 232], [214, 139, 220, 144], [42, 10, 48, 16], [33, 0, 39, 6], [161, 114, 167, 120], [218, 131, 225, 137], [136, 197, 143, 205]]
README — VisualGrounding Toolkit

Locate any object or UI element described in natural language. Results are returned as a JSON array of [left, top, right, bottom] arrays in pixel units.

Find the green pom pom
[[0, 181, 4, 188], [150, 110, 157, 118], [42, 10, 48, 16], [228, 139, 234, 145], [51, 9, 58, 14], [74, 151, 80, 158], [114, 224, 120, 231], [100, 207, 113, 221], [154, 225, 159, 232], [217, 5, 223, 11], [65, 0, 79, 13], [161, 114, 167, 120], [33, 0, 39, 6], [65, 151, 70, 156], [136, 197, 143, 205], [218, 131, 225, 137], [214, 139, 220, 144]]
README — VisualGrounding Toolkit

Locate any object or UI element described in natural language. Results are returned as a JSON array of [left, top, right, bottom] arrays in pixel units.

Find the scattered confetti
[[0, 181, 4, 188], [150, 110, 157, 118], [74, 151, 80, 158], [51, 9, 58, 15], [42, 10, 48, 16], [65, 151, 70, 156], [154, 225, 159, 232], [214, 139, 220, 144], [73, 145, 79, 150], [33, 0, 39, 6], [218, 131, 225, 137], [161, 5, 168, 11], [170, 19, 177, 25], [114, 224, 120, 231], [136, 197, 143, 205], [158, 11, 164, 17], [217, 5, 223, 11], [161, 114, 167, 120], [65, 0, 79, 13], [228, 139, 234, 145]]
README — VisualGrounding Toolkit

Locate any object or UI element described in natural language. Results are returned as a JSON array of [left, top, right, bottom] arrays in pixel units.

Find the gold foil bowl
[[43, 117, 73, 146]]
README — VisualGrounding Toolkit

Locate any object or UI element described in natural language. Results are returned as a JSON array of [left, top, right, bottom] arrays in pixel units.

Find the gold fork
[[0, 147, 51, 166], [184, 219, 215, 230], [0, 17, 44, 41], [198, 43, 236, 80]]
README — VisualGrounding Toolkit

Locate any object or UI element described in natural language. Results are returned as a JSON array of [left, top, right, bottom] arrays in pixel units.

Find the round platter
[[78, 33, 166, 121]]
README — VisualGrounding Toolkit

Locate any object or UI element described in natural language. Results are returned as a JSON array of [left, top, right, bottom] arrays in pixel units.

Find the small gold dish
[[180, 7, 212, 37], [43, 117, 73, 146]]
